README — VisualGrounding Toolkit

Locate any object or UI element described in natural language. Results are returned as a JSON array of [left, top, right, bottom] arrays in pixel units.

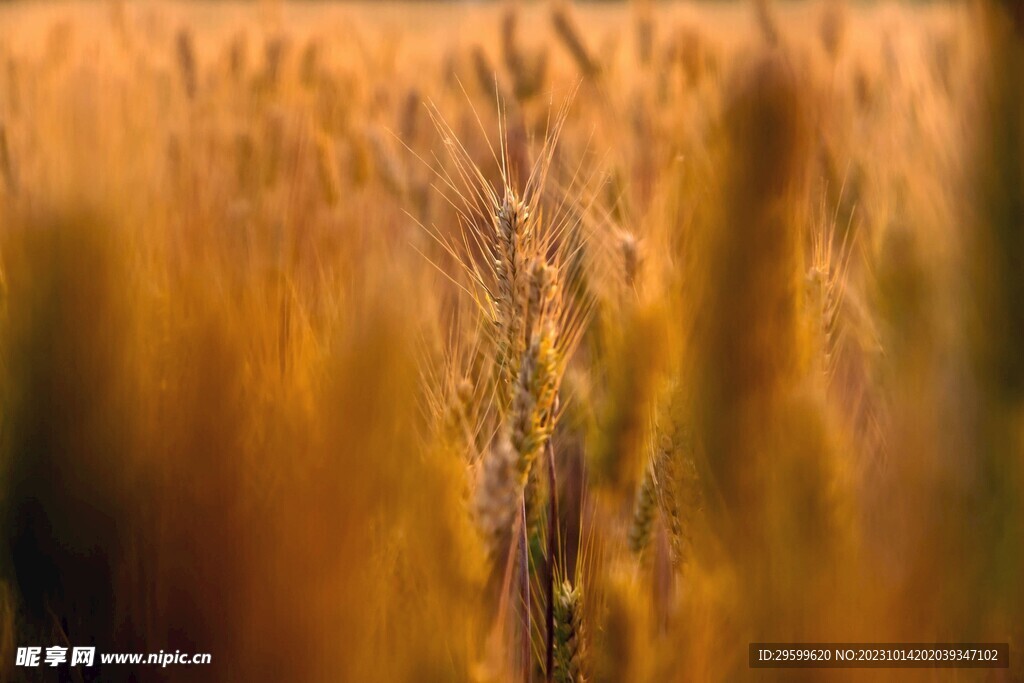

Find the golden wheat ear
[[545, 471, 595, 683], [417, 87, 596, 680]]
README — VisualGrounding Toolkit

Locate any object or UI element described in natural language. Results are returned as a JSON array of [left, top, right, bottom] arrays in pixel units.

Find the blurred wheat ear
[[694, 51, 813, 522], [0, 123, 16, 195]]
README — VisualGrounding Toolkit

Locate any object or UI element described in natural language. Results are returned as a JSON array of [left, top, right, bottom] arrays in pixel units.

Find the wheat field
[[0, 0, 1021, 680]]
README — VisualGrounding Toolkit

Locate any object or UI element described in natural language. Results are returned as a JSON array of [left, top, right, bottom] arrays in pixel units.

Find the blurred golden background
[[0, 0, 1021, 680]]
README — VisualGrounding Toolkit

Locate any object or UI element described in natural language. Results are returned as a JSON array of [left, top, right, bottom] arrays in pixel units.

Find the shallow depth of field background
[[0, 0, 1021, 681]]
